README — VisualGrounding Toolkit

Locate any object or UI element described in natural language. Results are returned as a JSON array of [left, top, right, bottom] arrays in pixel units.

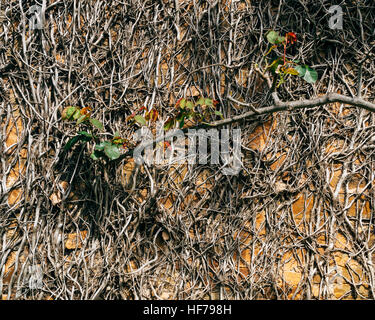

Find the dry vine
[[1, 0, 375, 300]]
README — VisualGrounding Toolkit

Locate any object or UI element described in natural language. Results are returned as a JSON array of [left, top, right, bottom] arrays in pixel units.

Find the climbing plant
[[61, 97, 222, 161], [263, 30, 318, 87]]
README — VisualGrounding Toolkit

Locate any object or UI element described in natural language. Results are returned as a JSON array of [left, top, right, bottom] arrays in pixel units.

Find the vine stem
[[116, 92, 375, 162]]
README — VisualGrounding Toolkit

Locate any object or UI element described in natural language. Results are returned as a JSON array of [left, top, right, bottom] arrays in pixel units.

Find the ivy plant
[[62, 106, 125, 161], [163, 97, 222, 131], [62, 97, 223, 161], [264, 30, 318, 87]]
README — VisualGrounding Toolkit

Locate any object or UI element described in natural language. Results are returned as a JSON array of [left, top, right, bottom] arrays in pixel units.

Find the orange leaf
[[80, 107, 92, 116], [284, 67, 299, 75], [164, 141, 171, 150]]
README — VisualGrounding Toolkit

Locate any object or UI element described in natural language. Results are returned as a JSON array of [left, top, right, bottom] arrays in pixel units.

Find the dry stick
[[117, 92, 375, 162], [357, 43, 375, 98], [212, 93, 375, 126]]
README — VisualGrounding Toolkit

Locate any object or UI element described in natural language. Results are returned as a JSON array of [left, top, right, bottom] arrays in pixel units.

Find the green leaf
[[95, 144, 105, 151], [296, 65, 318, 83], [72, 109, 82, 120], [176, 111, 185, 122], [214, 110, 224, 119], [303, 66, 318, 83], [89, 118, 104, 130], [267, 31, 286, 45], [205, 98, 213, 106], [64, 136, 82, 151], [266, 31, 279, 44], [95, 141, 111, 151], [179, 116, 185, 128], [78, 131, 93, 138], [134, 115, 147, 126], [196, 97, 205, 106], [76, 114, 88, 125], [164, 118, 175, 131], [104, 143, 121, 160], [90, 151, 100, 160], [179, 98, 186, 109], [295, 65, 306, 77], [186, 101, 194, 110], [276, 36, 285, 44], [277, 75, 285, 88], [62, 106, 79, 120]]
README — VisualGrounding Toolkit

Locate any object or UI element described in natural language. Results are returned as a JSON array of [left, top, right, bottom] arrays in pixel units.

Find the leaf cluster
[[265, 30, 318, 86]]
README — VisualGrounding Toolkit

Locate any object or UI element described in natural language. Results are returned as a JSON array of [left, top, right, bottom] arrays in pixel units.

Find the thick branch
[[117, 93, 375, 162], [213, 93, 375, 127]]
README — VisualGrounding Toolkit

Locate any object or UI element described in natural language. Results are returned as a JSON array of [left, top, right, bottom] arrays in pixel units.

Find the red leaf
[[164, 141, 171, 150], [175, 98, 183, 108], [151, 109, 158, 121], [286, 32, 297, 45]]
